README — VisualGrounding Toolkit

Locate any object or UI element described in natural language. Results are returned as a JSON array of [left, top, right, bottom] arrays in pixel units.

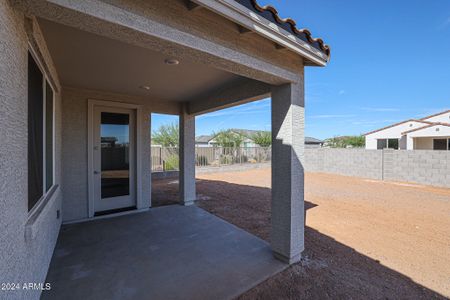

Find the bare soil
[[152, 169, 450, 299]]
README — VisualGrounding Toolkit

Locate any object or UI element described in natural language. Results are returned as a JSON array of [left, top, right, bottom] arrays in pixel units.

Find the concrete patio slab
[[42, 205, 286, 300]]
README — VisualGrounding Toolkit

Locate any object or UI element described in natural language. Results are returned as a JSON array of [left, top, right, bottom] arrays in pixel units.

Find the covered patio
[[1, 0, 329, 298], [42, 205, 285, 300]]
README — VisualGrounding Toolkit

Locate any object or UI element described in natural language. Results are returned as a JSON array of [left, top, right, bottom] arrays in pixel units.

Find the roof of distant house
[[305, 137, 323, 144], [195, 130, 323, 145], [363, 119, 433, 136], [195, 135, 213, 143], [419, 109, 450, 120], [401, 122, 450, 135], [235, 0, 330, 60], [364, 109, 450, 136]]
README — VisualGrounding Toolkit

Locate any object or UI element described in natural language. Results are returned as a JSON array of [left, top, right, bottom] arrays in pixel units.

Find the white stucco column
[[271, 80, 305, 264], [406, 135, 414, 150], [179, 104, 196, 205]]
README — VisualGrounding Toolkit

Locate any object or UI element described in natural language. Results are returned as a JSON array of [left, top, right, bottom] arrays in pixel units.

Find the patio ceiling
[[38, 18, 243, 101]]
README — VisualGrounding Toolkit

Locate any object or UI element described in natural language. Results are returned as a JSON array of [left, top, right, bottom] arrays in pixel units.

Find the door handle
[[94, 170, 100, 174]]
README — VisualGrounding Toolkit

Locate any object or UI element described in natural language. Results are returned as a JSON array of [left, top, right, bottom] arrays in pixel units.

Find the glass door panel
[[101, 112, 130, 198]]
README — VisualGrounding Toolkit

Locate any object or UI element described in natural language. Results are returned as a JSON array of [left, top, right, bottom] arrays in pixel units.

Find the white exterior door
[[93, 106, 136, 214]]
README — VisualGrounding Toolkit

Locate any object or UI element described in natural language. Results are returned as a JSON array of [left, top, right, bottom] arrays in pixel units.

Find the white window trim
[[27, 45, 57, 218]]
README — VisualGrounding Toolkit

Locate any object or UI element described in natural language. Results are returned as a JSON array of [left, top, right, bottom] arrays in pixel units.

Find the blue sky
[[153, 0, 450, 139]]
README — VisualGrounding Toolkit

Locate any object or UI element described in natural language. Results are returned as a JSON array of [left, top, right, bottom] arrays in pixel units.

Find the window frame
[[377, 138, 399, 150], [433, 138, 449, 151], [387, 138, 399, 150], [28, 47, 56, 215], [377, 139, 387, 150]]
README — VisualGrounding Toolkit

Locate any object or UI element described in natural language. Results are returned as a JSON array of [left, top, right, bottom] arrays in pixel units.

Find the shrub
[[164, 155, 179, 171]]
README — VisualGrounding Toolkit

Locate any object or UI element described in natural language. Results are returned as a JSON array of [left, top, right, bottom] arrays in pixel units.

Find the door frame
[[87, 99, 143, 218]]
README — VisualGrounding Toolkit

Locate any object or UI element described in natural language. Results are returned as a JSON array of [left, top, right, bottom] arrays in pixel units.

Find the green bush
[[164, 155, 179, 171]]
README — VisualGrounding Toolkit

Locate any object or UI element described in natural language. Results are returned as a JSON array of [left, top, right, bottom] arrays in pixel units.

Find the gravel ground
[[152, 168, 450, 299]]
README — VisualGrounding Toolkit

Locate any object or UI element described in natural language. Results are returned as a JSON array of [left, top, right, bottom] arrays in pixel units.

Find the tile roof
[[235, 0, 330, 60], [363, 119, 433, 136], [195, 135, 213, 143], [305, 136, 324, 144], [420, 109, 450, 120]]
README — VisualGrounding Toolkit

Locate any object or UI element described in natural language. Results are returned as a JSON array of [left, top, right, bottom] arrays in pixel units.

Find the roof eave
[[192, 0, 329, 67]]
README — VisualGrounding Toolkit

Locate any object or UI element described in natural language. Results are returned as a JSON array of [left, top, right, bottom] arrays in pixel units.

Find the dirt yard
[[152, 169, 450, 299]]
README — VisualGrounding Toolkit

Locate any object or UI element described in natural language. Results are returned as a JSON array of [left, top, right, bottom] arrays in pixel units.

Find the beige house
[[1, 0, 329, 298]]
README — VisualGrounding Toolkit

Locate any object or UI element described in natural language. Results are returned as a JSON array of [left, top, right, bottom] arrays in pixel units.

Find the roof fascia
[[193, 0, 328, 66]]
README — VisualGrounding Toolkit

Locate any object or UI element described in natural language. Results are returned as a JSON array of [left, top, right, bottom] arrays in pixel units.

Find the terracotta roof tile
[[235, 0, 330, 60]]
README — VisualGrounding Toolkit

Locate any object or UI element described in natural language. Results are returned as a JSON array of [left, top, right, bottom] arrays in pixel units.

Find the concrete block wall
[[305, 148, 450, 188], [384, 150, 450, 187], [304, 149, 383, 180]]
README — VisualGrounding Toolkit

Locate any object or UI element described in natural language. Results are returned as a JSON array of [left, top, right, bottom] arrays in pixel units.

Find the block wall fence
[[304, 149, 450, 188]]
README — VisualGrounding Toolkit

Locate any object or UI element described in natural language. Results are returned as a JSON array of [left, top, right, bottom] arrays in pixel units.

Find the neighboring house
[[364, 110, 450, 150], [305, 136, 324, 148], [195, 135, 215, 147], [1, 0, 329, 298], [195, 129, 323, 148], [195, 129, 269, 147]]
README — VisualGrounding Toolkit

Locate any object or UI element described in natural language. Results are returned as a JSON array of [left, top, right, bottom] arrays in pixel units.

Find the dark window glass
[[388, 139, 399, 150], [448, 139, 450, 151], [28, 53, 44, 210], [433, 139, 447, 150], [45, 81, 54, 191], [101, 112, 130, 198], [377, 139, 387, 150]]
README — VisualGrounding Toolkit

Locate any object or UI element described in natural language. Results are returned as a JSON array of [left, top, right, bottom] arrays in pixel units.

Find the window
[[28, 52, 55, 211], [387, 139, 399, 150], [377, 139, 387, 149], [433, 139, 447, 150], [377, 138, 399, 150]]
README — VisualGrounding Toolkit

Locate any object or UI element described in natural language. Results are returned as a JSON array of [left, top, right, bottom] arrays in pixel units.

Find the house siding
[[0, 3, 62, 299]]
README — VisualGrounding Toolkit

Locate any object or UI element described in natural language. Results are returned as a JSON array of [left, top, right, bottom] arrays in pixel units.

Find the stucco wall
[[305, 148, 450, 188], [0, 3, 62, 299], [61, 87, 180, 222]]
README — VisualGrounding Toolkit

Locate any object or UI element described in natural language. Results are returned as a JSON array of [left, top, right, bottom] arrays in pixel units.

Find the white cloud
[[351, 119, 399, 125], [360, 107, 400, 112], [309, 114, 356, 119]]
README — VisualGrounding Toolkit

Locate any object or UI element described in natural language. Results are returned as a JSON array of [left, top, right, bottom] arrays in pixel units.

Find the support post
[[270, 80, 305, 264], [179, 104, 196, 206]]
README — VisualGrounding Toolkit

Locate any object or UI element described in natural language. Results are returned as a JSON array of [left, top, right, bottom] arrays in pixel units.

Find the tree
[[325, 135, 365, 148], [213, 129, 244, 148], [152, 123, 179, 147], [251, 131, 271, 147]]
